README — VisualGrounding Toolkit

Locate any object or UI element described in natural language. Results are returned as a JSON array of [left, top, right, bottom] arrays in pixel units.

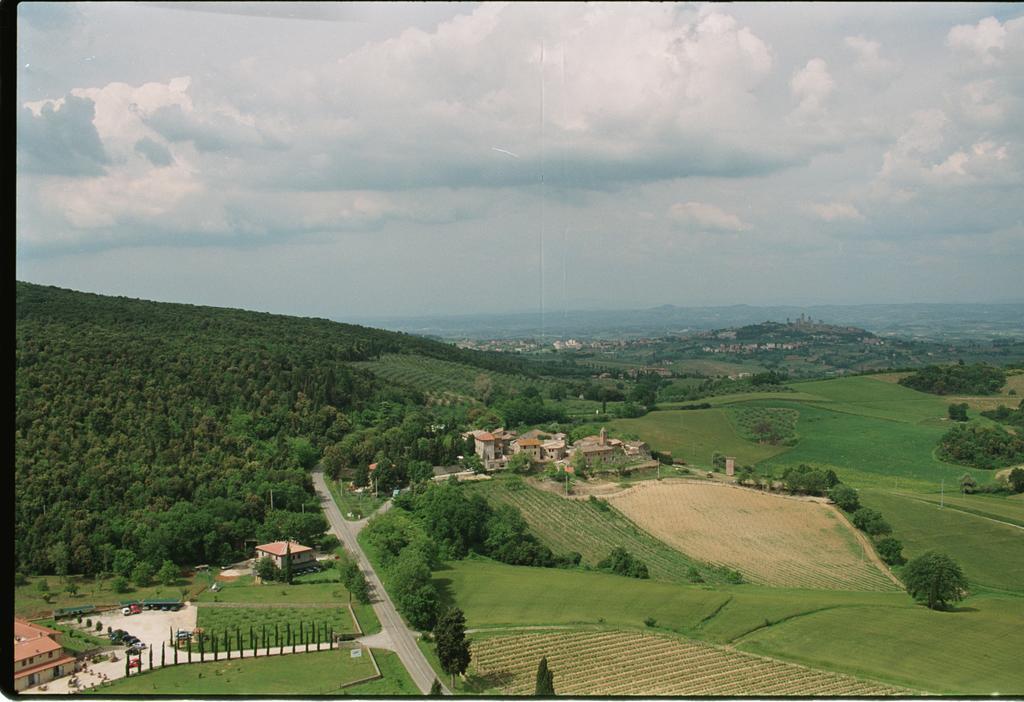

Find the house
[[512, 438, 543, 460], [14, 619, 77, 692], [254, 541, 316, 570], [570, 427, 622, 467]]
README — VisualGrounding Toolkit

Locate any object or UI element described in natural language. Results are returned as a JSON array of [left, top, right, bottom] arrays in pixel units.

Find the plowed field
[[608, 481, 897, 591]]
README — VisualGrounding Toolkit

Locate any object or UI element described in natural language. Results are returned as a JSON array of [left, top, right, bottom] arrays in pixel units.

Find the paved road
[[312, 469, 447, 695]]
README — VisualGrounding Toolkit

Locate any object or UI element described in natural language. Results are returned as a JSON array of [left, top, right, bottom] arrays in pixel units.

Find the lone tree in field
[[535, 656, 555, 695], [434, 607, 471, 689], [903, 551, 968, 610], [1010, 467, 1024, 494], [958, 473, 977, 494], [947, 403, 969, 422]]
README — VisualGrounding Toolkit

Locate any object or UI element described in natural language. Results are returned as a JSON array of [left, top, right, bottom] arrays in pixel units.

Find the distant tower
[[725, 457, 736, 477], [599, 427, 607, 446]]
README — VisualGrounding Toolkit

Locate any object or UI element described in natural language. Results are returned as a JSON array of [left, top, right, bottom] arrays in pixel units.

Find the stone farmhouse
[[463, 426, 648, 471], [14, 618, 77, 692], [254, 540, 315, 570]]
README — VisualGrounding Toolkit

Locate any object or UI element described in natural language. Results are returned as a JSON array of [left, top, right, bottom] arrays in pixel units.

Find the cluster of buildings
[[463, 426, 649, 472], [701, 342, 803, 354], [14, 619, 77, 692]]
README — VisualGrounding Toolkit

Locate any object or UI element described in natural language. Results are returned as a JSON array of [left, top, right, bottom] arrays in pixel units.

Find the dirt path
[[826, 504, 904, 588]]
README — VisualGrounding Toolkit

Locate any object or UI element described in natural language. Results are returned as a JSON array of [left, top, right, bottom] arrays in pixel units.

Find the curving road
[[311, 469, 448, 695]]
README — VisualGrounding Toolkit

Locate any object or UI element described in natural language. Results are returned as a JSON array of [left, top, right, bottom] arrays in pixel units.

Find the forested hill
[[13, 282, 548, 577]]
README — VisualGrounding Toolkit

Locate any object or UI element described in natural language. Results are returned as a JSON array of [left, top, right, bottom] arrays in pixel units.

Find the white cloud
[[844, 35, 894, 73], [947, 16, 1007, 65], [809, 202, 865, 222], [790, 58, 834, 120], [668, 201, 751, 232]]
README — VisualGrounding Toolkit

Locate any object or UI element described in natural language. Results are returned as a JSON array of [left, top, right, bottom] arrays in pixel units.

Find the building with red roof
[[13, 618, 77, 691]]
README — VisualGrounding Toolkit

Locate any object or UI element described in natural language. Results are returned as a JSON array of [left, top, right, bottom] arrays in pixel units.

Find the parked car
[[130, 604, 142, 614], [121, 607, 132, 616], [128, 659, 141, 669], [125, 646, 142, 656]]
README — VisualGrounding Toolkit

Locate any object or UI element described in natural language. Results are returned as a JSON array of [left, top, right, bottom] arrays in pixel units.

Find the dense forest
[[14, 283, 567, 577], [898, 362, 1007, 395], [937, 423, 1024, 470]]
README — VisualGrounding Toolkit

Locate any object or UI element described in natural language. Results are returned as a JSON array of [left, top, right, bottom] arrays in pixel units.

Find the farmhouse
[[13, 618, 77, 692], [254, 541, 315, 570], [571, 428, 621, 467], [465, 426, 642, 470]]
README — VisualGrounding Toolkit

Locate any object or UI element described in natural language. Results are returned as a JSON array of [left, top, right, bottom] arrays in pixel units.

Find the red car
[[130, 604, 142, 614], [128, 659, 141, 669]]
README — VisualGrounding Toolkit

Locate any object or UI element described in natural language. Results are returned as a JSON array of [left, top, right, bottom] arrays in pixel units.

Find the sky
[[15, 2, 1024, 320]]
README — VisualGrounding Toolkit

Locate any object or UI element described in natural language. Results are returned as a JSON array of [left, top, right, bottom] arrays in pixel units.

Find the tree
[[507, 452, 533, 474], [875, 537, 905, 565], [282, 543, 293, 584], [958, 473, 977, 494], [535, 656, 555, 695], [131, 561, 155, 587], [64, 581, 79, 596], [434, 607, 471, 689], [462, 453, 484, 474], [1008, 467, 1024, 494], [157, 560, 179, 586], [597, 547, 649, 579], [255, 556, 281, 583], [112, 576, 130, 593], [947, 403, 969, 422], [429, 679, 444, 696], [828, 483, 860, 512], [851, 508, 892, 536], [903, 551, 968, 610]]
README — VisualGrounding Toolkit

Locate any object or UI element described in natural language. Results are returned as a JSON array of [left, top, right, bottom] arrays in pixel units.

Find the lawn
[[328, 477, 386, 521], [86, 647, 391, 695], [859, 489, 1024, 592], [34, 618, 109, 653], [465, 476, 730, 585], [608, 407, 790, 468], [738, 593, 1024, 695], [195, 606, 357, 651]]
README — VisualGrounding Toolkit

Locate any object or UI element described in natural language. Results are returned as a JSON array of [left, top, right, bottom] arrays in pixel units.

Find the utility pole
[[940, 479, 944, 508]]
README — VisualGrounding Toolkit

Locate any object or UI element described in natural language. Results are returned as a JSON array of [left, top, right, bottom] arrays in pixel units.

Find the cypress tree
[[149, 646, 153, 670], [161, 642, 165, 668], [535, 656, 555, 695], [429, 679, 443, 696], [174, 641, 178, 666], [283, 542, 293, 584], [435, 607, 471, 690]]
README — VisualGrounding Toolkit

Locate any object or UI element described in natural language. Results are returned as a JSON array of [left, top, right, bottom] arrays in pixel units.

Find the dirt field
[[606, 481, 898, 591]]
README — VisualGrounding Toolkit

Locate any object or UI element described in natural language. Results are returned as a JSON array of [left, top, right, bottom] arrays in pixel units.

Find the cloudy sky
[[16, 2, 1024, 320]]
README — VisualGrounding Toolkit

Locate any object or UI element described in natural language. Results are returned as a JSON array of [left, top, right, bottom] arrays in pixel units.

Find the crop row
[[474, 480, 721, 585], [472, 630, 906, 696]]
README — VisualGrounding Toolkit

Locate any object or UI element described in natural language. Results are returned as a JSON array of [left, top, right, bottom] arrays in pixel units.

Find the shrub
[[112, 576, 130, 593], [852, 508, 892, 536], [14, 573, 28, 587], [644, 617, 657, 628], [937, 423, 1024, 470], [96, 621, 103, 631], [875, 537, 905, 565], [588, 495, 610, 512], [598, 547, 650, 579], [86, 618, 92, 628], [686, 566, 704, 584], [828, 483, 860, 512]]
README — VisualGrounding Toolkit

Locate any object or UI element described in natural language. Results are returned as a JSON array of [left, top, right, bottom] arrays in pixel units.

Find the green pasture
[[859, 489, 1024, 592], [899, 490, 1024, 527], [195, 606, 356, 651], [465, 476, 728, 585], [608, 408, 789, 467], [86, 647, 402, 695], [739, 593, 1024, 695]]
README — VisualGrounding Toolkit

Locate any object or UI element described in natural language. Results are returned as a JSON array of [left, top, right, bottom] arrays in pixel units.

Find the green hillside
[[14, 282, 557, 576]]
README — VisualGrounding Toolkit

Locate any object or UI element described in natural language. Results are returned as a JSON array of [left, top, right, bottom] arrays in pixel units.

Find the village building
[[254, 541, 315, 570], [571, 427, 621, 467], [464, 426, 646, 471], [14, 618, 77, 692]]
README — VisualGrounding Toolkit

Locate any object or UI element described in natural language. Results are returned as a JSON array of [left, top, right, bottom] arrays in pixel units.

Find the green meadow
[[859, 489, 1024, 592], [608, 408, 789, 467], [435, 558, 1024, 695], [739, 593, 1024, 695]]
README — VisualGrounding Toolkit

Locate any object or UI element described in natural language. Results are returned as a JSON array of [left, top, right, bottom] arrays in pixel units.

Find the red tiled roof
[[14, 619, 63, 663], [254, 541, 312, 557], [517, 438, 541, 446], [477, 432, 495, 441]]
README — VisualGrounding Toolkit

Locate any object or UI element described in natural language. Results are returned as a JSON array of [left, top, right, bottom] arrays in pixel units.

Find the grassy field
[[437, 558, 1024, 695], [898, 490, 1024, 526], [859, 489, 1024, 592], [739, 592, 1024, 695], [195, 606, 357, 650], [14, 573, 209, 619], [34, 618, 109, 653], [608, 408, 790, 467], [464, 476, 730, 585], [328, 477, 386, 520], [470, 629, 907, 696], [607, 481, 897, 591], [192, 574, 380, 634], [85, 647, 400, 695]]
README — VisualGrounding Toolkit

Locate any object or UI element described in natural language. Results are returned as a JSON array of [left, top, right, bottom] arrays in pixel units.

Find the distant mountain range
[[355, 303, 1024, 342]]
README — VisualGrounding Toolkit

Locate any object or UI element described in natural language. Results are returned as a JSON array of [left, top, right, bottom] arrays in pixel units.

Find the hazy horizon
[[16, 2, 1024, 318]]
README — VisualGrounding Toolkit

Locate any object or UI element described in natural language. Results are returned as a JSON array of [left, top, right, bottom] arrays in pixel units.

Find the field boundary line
[[892, 492, 1024, 530], [826, 504, 904, 588], [695, 595, 733, 629]]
